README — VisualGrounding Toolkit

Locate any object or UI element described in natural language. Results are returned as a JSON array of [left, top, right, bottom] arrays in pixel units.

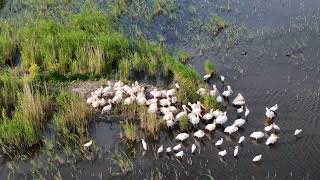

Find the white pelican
[[166, 89, 176, 97], [205, 123, 216, 131], [209, 85, 219, 97], [233, 118, 246, 127], [166, 147, 172, 153], [218, 150, 227, 157], [175, 105, 191, 121], [188, 113, 201, 126], [171, 96, 178, 104], [220, 75, 225, 83], [175, 150, 184, 158], [111, 93, 123, 103], [194, 130, 205, 139], [216, 95, 223, 103], [215, 138, 223, 146], [101, 100, 112, 114], [160, 97, 171, 107], [294, 129, 302, 136], [147, 98, 158, 105], [215, 112, 227, 125], [264, 125, 273, 132], [237, 106, 244, 113], [173, 144, 182, 151], [245, 107, 250, 117], [212, 109, 222, 118], [166, 119, 175, 128], [114, 80, 124, 88], [175, 133, 190, 141], [222, 85, 233, 97], [234, 146, 239, 157], [224, 125, 239, 135], [270, 104, 278, 112], [157, 145, 164, 153], [136, 95, 147, 105], [84, 140, 93, 148], [272, 123, 280, 131], [203, 109, 214, 121], [203, 74, 211, 81], [148, 103, 158, 113], [163, 112, 174, 121], [141, 139, 147, 151], [265, 107, 275, 119], [232, 93, 245, 106], [238, 136, 245, 144], [191, 144, 196, 153], [252, 154, 262, 162], [150, 89, 161, 99], [265, 134, 279, 145], [124, 96, 136, 105], [94, 87, 103, 96], [250, 131, 265, 140], [87, 95, 97, 104], [196, 88, 207, 96]]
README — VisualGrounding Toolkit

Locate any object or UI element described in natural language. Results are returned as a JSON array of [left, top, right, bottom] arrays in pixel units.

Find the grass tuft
[[204, 59, 216, 75]]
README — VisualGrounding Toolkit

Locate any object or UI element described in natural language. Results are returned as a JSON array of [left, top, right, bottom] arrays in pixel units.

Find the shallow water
[[1, 0, 320, 179]]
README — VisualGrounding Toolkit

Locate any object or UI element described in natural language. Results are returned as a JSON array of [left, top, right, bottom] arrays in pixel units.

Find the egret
[[215, 138, 223, 146], [294, 129, 302, 136], [253, 154, 262, 162], [222, 85, 233, 97], [237, 106, 244, 113], [265, 134, 279, 145], [238, 136, 245, 144], [175, 133, 189, 141], [157, 145, 164, 153], [215, 112, 227, 125], [272, 123, 280, 131], [233, 118, 246, 127], [166, 147, 172, 153], [234, 146, 239, 157], [175, 150, 184, 158], [270, 104, 278, 112], [84, 140, 93, 148], [203, 74, 211, 81], [220, 75, 225, 83], [141, 139, 147, 151], [250, 131, 265, 140], [264, 125, 273, 132], [245, 107, 250, 117], [173, 144, 182, 151], [205, 123, 216, 131], [191, 144, 196, 153], [224, 125, 239, 135], [265, 107, 275, 119], [218, 150, 227, 157], [194, 130, 205, 139]]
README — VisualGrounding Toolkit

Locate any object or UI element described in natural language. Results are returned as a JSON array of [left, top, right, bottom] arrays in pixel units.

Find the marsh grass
[[0, 21, 16, 66], [204, 59, 216, 75], [149, 168, 164, 180], [177, 50, 191, 64], [138, 106, 160, 137], [206, 15, 228, 36], [201, 95, 219, 110], [179, 115, 190, 131], [121, 121, 140, 142], [110, 150, 134, 174]]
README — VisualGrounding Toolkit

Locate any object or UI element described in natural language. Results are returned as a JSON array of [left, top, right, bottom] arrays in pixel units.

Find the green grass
[[121, 121, 140, 142], [0, 21, 16, 66], [201, 95, 219, 110], [206, 15, 228, 36], [110, 150, 134, 174], [177, 50, 191, 64], [179, 115, 190, 131], [204, 59, 216, 75]]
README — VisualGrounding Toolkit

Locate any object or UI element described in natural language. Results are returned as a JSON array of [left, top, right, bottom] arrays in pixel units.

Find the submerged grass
[[110, 150, 134, 174], [204, 59, 216, 75]]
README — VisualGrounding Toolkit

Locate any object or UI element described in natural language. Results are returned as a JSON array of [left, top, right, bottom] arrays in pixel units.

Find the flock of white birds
[[84, 75, 303, 163]]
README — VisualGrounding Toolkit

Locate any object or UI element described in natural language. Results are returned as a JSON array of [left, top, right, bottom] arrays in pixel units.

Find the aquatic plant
[[201, 95, 219, 110], [110, 150, 134, 174], [179, 115, 189, 131], [204, 59, 216, 75], [206, 15, 228, 36], [121, 121, 140, 142]]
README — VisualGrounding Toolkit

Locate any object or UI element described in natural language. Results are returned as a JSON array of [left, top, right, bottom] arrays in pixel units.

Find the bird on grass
[[141, 139, 147, 151]]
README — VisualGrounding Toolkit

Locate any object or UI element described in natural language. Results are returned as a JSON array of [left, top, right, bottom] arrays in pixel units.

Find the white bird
[[86, 95, 97, 104], [215, 138, 223, 146], [141, 139, 147, 151], [224, 125, 239, 135], [92, 100, 99, 108], [218, 150, 227, 157], [173, 144, 182, 151], [265, 107, 275, 119], [83, 140, 93, 148], [209, 85, 219, 97], [150, 89, 161, 99], [233, 93, 245, 106], [189, 113, 201, 126], [233, 118, 246, 127], [250, 131, 265, 140], [215, 112, 227, 125], [216, 95, 223, 103], [175, 133, 189, 141], [205, 123, 216, 131], [196, 88, 207, 96], [202, 109, 214, 121], [270, 104, 278, 112], [166, 147, 172, 153], [272, 123, 280, 131], [233, 93, 244, 102], [194, 130, 205, 138], [157, 145, 164, 153], [220, 75, 225, 83], [175, 105, 190, 121], [203, 74, 211, 81], [294, 129, 302, 136], [252, 154, 262, 162], [148, 103, 158, 113], [166, 89, 176, 97], [234, 146, 239, 157], [222, 85, 233, 97], [175, 150, 184, 158], [166, 119, 175, 128], [98, 98, 107, 107], [124, 96, 135, 105], [265, 134, 279, 145], [245, 107, 250, 117], [237, 106, 244, 113], [191, 144, 196, 153], [264, 125, 273, 132], [212, 109, 222, 118], [238, 136, 245, 144], [175, 83, 180, 89], [160, 97, 171, 107]]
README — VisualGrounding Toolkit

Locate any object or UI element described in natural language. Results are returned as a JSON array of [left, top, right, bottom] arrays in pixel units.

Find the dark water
[[1, 0, 320, 179]]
